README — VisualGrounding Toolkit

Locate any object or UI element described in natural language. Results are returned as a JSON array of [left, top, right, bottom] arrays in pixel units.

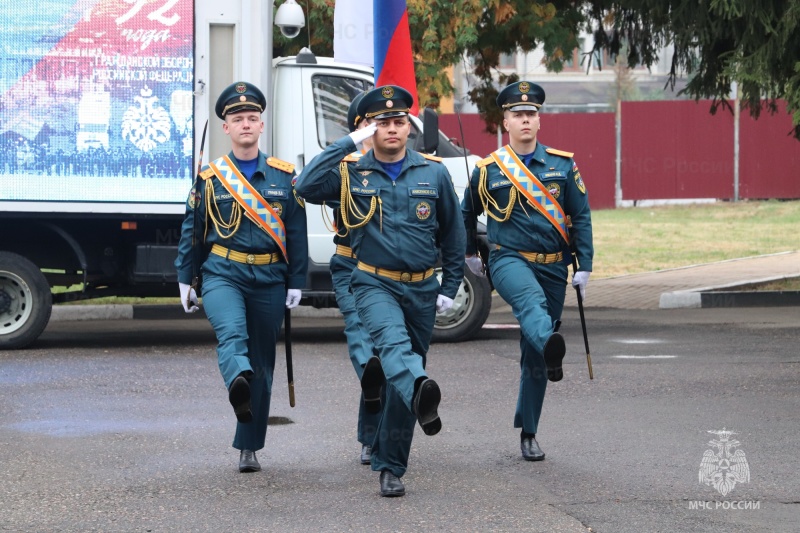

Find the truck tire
[[432, 268, 492, 343], [0, 252, 52, 350]]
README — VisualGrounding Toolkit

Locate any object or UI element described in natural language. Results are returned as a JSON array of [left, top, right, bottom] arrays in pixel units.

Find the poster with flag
[[0, 0, 194, 204], [373, 0, 419, 115]]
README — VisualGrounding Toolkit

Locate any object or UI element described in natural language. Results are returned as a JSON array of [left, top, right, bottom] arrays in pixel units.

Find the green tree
[[274, 0, 800, 139]]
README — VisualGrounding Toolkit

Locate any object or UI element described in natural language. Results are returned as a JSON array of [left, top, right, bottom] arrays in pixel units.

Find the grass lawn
[[591, 199, 800, 279], [58, 199, 800, 305]]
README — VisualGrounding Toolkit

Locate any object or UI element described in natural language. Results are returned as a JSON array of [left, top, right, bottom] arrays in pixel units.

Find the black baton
[[571, 254, 594, 380], [284, 308, 295, 407]]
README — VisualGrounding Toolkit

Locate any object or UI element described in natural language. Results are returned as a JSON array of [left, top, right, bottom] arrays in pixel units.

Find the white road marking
[[612, 339, 666, 344], [612, 355, 678, 359], [482, 324, 521, 329]]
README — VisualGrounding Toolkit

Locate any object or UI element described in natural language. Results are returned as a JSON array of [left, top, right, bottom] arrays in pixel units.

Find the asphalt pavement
[[3, 252, 798, 532], [2, 306, 798, 532]]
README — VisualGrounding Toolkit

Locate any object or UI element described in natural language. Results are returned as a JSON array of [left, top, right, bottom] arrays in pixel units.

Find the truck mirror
[[421, 107, 439, 155]]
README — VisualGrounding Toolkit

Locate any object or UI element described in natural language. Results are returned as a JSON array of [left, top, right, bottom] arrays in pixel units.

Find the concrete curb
[[659, 274, 800, 309], [50, 304, 343, 322]]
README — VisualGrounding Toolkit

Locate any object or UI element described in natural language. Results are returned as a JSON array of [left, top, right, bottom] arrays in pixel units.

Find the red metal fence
[[439, 100, 799, 210]]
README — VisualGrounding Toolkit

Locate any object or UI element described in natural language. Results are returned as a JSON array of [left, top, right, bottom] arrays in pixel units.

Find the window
[[563, 38, 585, 72], [311, 75, 373, 149], [499, 52, 516, 70]]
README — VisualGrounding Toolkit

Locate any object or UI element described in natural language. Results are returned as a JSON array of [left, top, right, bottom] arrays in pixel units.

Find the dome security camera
[[275, 0, 305, 39]]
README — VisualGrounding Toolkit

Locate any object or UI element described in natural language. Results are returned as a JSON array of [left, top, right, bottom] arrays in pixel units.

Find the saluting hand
[[348, 122, 377, 146]]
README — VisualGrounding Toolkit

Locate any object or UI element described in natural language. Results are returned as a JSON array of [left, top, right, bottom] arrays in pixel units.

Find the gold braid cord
[[339, 160, 381, 231], [204, 178, 242, 239], [321, 202, 348, 238], [478, 166, 518, 222]]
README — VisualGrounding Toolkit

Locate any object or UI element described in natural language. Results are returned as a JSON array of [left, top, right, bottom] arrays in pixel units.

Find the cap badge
[[386, 100, 394, 108], [382, 86, 394, 99], [239, 95, 247, 102], [235, 82, 247, 94], [519, 82, 530, 93], [521, 95, 528, 101]]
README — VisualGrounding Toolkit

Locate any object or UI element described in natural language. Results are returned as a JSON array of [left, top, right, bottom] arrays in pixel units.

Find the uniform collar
[[354, 148, 429, 175], [530, 142, 549, 165], [227, 149, 268, 177]]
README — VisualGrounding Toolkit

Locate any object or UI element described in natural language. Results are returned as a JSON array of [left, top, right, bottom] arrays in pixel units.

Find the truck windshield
[[311, 74, 469, 158], [312, 75, 373, 148]]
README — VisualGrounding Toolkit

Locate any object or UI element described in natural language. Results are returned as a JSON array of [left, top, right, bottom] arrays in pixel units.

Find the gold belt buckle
[[400, 272, 411, 282], [535, 253, 546, 264], [246, 254, 256, 265]]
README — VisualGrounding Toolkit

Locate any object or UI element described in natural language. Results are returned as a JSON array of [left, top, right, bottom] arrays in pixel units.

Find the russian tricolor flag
[[333, 0, 419, 115], [373, 0, 419, 115]]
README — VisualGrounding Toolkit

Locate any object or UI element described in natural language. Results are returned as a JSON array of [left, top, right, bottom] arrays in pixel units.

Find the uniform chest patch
[[416, 201, 431, 220], [262, 188, 288, 199], [547, 182, 561, 199], [270, 202, 283, 216], [489, 179, 512, 190]]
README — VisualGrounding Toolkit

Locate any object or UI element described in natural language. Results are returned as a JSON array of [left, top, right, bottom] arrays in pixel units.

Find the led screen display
[[0, 0, 194, 204]]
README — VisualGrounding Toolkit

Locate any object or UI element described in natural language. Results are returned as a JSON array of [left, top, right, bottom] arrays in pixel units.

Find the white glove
[[572, 271, 590, 300], [348, 122, 377, 146], [179, 282, 199, 313], [465, 255, 484, 277], [285, 289, 302, 309], [436, 294, 454, 314]]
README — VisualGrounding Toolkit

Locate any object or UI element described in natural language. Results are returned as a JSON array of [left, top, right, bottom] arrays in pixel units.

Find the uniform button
[[536, 253, 546, 263], [400, 272, 411, 282], [246, 254, 256, 264]]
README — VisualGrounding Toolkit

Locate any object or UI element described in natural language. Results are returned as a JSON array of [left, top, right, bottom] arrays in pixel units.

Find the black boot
[[361, 356, 385, 414], [229, 374, 252, 423], [239, 449, 261, 472], [520, 432, 545, 461], [412, 378, 442, 436], [379, 470, 405, 497], [360, 444, 372, 465], [543, 332, 566, 382]]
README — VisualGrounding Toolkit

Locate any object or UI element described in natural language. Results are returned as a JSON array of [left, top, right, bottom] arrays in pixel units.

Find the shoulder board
[[476, 155, 496, 168], [545, 148, 574, 158], [266, 157, 295, 174], [199, 167, 215, 180], [342, 153, 360, 163], [421, 153, 443, 163]]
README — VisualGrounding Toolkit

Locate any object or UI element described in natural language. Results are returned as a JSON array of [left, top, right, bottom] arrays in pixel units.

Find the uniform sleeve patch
[[575, 173, 586, 194]]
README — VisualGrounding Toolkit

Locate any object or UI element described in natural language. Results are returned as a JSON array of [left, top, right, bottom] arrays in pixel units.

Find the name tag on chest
[[261, 189, 288, 199]]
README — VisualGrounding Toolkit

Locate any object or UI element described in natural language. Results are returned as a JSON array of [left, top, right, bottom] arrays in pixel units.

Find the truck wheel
[[432, 268, 492, 343], [0, 252, 52, 350]]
